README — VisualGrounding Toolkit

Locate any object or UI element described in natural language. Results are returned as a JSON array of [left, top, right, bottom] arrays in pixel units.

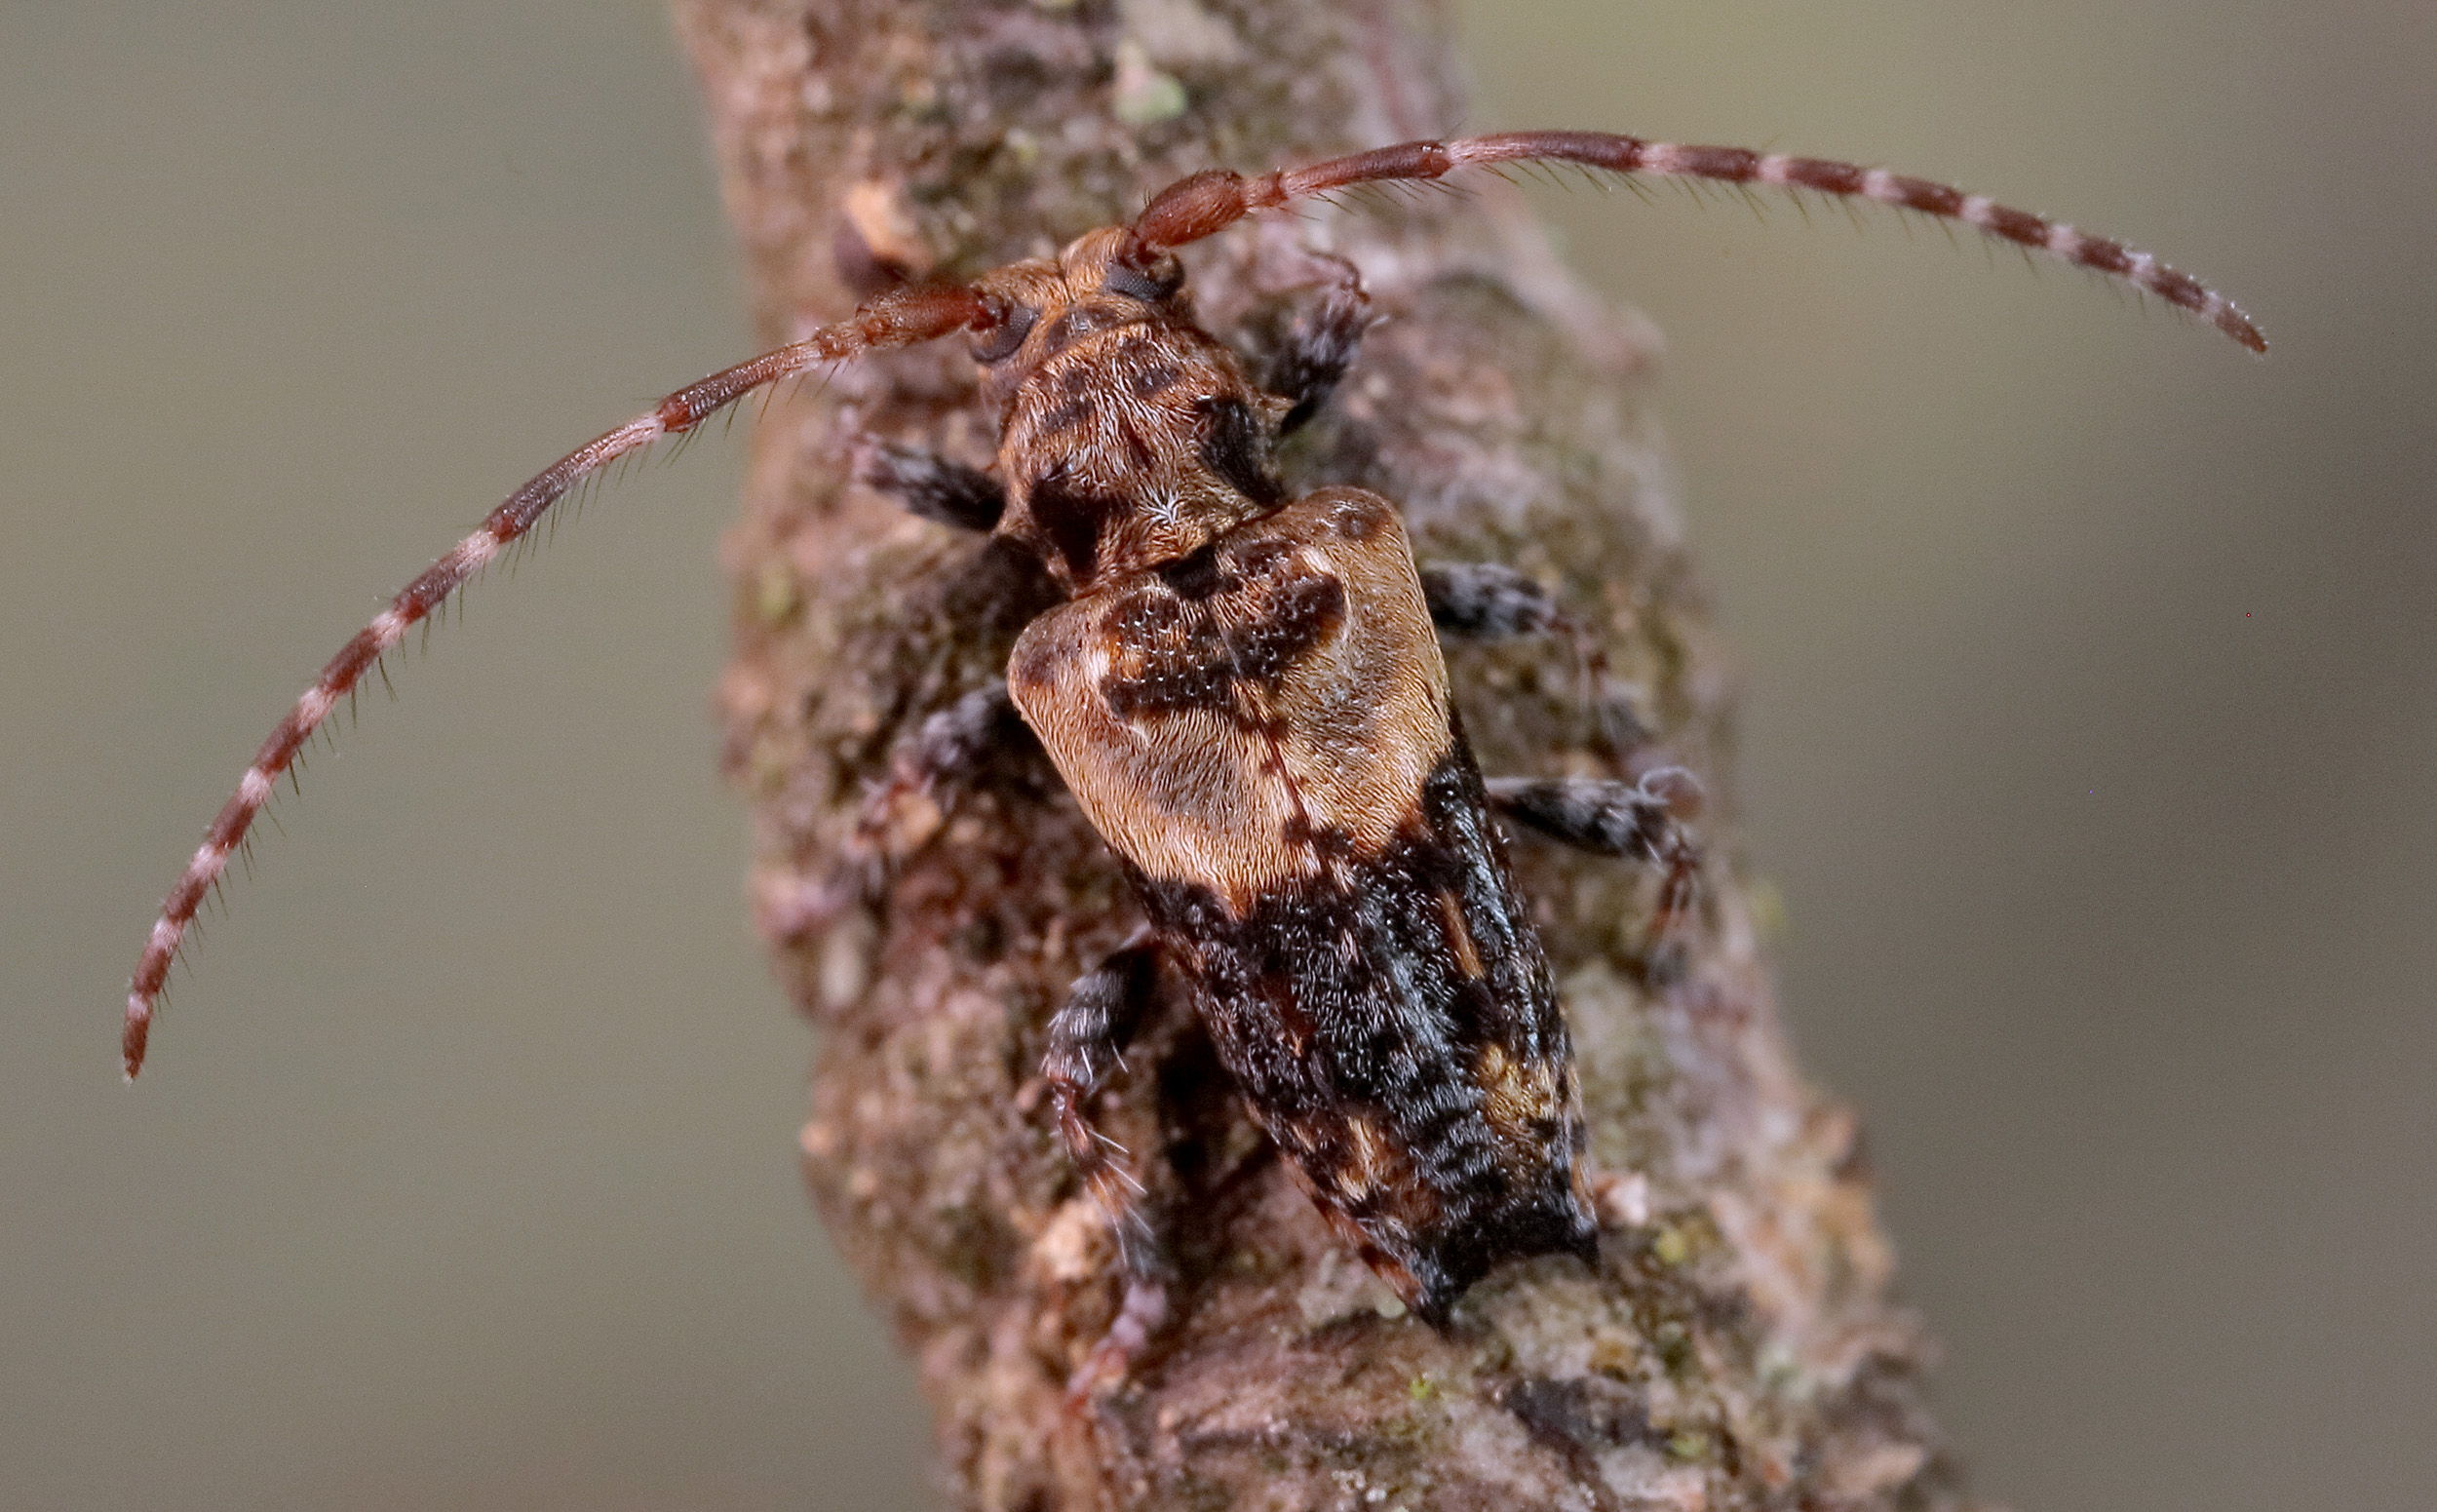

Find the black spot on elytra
[[1196, 395, 1281, 505], [1157, 540, 1227, 601], [1277, 811, 1362, 864], [1100, 601, 1234, 718], [1231, 572, 1343, 683], [1024, 471, 1124, 582], [1333, 495, 1387, 542], [1104, 553, 1343, 718]]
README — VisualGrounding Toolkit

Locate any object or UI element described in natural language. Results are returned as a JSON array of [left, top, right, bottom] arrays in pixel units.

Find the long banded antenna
[[122, 285, 988, 1077], [1125, 131, 2263, 353]]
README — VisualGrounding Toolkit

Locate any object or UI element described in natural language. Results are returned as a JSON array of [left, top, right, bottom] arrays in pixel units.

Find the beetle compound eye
[[1102, 254, 1183, 305], [970, 302, 1039, 365]]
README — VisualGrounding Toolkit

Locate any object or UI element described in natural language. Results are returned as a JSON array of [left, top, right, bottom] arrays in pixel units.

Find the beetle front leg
[[1262, 250, 1373, 436], [861, 441, 1006, 530], [1043, 931, 1174, 1397]]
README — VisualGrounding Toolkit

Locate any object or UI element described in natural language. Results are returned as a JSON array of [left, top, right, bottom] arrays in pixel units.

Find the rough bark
[[676, 2, 1961, 1507]]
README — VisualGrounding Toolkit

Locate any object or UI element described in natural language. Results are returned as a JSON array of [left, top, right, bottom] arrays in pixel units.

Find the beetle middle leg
[[1043, 930, 1174, 1396], [1488, 771, 1706, 942], [828, 447, 1048, 899], [1427, 561, 1704, 930], [1423, 560, 1649, 756], [831, 676, 1042, 909]]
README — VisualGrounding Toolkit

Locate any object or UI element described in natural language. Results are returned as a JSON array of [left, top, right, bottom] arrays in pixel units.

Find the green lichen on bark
[[676, 1, 1970, 1506]]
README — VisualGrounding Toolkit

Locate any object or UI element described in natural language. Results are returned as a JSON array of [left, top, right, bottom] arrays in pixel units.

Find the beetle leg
[[844, 674, 1023, 840], [1044, 931, 1174, 1397], [1262, 250, 1373, 436], [861, 442, 1006, 530], [897, 678, 1025, 792], [823, 678, 1043, 918], [1486, 770, 1698, 861], [1419, 561, 1567, 640], [1422, 561, 1650, 753], [1487, 771, 1705, 938]]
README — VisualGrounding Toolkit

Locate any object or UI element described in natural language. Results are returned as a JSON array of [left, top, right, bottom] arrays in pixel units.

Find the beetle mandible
[[122, 129, 2259, 1382]]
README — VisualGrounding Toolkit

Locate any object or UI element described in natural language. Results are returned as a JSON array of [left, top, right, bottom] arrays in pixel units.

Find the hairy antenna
[[121, 285, 987, 1078], [1125, 131, 2263, 353], [125, 128, 2264, 1079]]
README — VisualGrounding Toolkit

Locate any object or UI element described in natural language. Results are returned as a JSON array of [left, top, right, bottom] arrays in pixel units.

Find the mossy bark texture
[[677, 2, 1964, 1506]]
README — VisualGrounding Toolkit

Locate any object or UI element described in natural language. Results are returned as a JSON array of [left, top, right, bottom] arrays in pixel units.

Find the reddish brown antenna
[[1124, 132, 2263, 354], [121, 285, 988, 1077]]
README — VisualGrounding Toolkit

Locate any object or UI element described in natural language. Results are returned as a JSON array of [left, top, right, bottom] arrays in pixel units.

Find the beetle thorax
[[976, 230, 1290, 594]]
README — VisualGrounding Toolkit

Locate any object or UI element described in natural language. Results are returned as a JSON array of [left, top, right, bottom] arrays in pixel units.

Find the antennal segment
[[121, 284, 987, 1078], [1126, 131, 2263, 353]]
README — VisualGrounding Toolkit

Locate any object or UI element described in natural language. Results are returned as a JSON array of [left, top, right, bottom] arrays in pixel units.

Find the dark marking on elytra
[[1332, 495, 1386, 542], [1101, 662, 1233, 723], [1231, 572, 1344, 684], [1127, 742, 1593, 1321], [1101, 549, 1344, 721]]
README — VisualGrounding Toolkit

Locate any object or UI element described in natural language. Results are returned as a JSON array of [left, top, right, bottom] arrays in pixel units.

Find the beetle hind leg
[[1043, 932, 1176, 1398]]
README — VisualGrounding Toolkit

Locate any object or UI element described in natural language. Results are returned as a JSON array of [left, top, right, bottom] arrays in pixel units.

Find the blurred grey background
[[4, 2, 2427, 1508]]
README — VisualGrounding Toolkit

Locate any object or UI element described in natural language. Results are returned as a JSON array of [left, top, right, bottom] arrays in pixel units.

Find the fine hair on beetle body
[[122, 129, 2257, 1389]]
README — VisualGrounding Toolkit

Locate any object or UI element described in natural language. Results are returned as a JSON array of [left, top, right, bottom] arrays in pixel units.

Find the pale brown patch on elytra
[[1009, 487, 1450, 913], [1339, 1114, 1394, 1202], [1438, 888, 1485, 979], [1475, 1042, 1564, 1153]]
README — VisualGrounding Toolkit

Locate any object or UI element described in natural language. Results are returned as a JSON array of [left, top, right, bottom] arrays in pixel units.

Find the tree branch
[[677, 1, 1962, 1505]]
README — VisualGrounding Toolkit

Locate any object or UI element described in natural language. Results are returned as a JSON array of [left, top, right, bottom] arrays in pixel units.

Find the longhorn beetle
[[123, 131, 2260, 1383]]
